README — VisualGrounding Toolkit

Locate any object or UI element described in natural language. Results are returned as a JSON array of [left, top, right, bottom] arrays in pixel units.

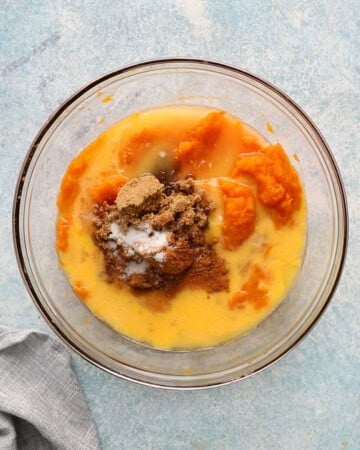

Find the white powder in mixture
[[153, 251, 165, 263], [109, 222, 168, 257], [125, 260, 149, 276]]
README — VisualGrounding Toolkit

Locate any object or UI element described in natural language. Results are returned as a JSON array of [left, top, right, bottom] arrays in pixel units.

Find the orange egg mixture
[[56, 106, 306, 349]]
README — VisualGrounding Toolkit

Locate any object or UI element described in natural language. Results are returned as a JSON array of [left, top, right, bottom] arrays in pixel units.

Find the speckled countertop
[[1, 1, 359, 449]]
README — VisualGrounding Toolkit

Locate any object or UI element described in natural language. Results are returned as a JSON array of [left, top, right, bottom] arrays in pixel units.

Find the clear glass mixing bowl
[[13, 59, 347, 389]]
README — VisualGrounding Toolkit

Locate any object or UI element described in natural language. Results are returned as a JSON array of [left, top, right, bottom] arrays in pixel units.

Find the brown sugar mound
[[115, 173, 163, 222], [92, 173, 229, 296]]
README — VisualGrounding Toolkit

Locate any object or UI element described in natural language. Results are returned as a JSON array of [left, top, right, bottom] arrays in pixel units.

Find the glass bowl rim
[[12, 57, 348, 389]]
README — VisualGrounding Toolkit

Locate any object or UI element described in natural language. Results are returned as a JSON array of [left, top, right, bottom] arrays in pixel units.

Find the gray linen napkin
[[0, 327, 100, 450]]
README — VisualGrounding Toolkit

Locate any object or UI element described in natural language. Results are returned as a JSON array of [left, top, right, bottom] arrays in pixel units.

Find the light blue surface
[[1, 1, 359, 449]]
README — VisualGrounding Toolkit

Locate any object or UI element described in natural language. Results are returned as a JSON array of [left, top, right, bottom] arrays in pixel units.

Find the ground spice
[[182, 247, 229, 293], [92, 174, 229, 297]]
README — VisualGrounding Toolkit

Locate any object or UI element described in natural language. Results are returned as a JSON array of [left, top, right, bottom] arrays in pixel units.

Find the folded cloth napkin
[[0, 326, 100, 450]]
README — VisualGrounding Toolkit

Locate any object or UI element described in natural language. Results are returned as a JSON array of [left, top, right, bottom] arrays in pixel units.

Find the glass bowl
[[13, 59, 347, 389]]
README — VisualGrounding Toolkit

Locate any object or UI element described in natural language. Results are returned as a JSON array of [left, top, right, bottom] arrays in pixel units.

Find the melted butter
[[57, 105, 306, 350]]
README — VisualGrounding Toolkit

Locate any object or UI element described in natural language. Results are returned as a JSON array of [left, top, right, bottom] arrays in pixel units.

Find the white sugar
[[109, 222, 121, 240], [153, 251, 166, 263], [159, 151, 167, 158], [109, 222, 168, 257], [125, 260, 149, 276]]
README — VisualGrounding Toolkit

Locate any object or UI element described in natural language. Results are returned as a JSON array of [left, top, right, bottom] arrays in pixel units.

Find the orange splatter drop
[[102, 94, 113, 104], [73, 281, 89, 300], [266, 122, 275, 134]]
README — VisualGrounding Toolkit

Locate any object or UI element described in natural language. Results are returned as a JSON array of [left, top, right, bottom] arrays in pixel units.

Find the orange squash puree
[[56, 105, 306, 349], [233, 143, 302, 226], [175, 111, 224, 163], [218, 178, 256, 250], [56, 155, 88, 251], [229, 264, 269, 310], [57, 155, 88, 214], [56, 216, 72, 252], [90, 174, 128, 204], [119, 127, 163, 166]]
